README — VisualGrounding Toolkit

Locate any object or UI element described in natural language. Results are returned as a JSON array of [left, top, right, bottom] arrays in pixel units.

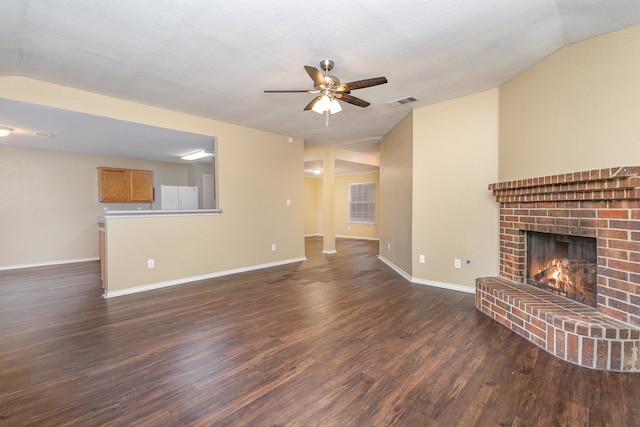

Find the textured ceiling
[[2, 0, 640, 159]]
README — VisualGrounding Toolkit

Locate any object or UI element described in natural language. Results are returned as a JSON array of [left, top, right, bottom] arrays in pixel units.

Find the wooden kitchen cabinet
[[98, 168, 128, 201], [129, 169, 154, 201], [98, 167, 153, 202]]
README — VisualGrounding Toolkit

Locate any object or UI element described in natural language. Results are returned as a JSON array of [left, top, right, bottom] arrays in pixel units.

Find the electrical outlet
[[454, 259, 461, 269], [286, 199, 291, 206], [387, 243, 391, 251], [419, 254, 425, 264], [148, 259, 155, 268], [272, 244, 276, 251]]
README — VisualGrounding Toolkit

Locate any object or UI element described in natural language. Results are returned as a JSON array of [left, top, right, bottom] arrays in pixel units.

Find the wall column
[[322, 150, 337, 254]]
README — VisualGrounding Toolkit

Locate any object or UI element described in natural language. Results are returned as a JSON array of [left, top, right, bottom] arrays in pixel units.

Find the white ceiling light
[[180, 149, 214, 160], [311, 93, 342, 115], [0, 126, 14, 137], [311, 94, 343, 128], [329, 99, 342, 114], [312, 95, 331, 114], [311, 102, 324, 114]]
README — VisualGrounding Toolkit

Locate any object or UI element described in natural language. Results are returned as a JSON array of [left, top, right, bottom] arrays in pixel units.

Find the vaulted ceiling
[[2, 1, 640, 160]]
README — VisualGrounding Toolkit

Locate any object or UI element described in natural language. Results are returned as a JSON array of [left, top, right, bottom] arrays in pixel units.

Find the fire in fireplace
[[526, 232, 597, 307]]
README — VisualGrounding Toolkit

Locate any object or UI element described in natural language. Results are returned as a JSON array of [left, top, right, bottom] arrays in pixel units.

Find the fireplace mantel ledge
[[488, 166, 640, 204]]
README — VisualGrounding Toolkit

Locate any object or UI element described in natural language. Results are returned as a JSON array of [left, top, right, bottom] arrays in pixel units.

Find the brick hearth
[[477, 166, 640, 371]]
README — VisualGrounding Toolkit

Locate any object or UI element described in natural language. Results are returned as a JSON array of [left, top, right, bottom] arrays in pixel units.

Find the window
[[348, 182, 376, 224]]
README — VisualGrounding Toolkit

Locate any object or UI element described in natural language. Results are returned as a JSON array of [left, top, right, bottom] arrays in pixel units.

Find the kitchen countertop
[[98, 209, 222, 222]]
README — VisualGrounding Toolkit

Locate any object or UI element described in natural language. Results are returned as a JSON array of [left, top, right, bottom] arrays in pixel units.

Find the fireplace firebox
[[526, 231, 597, 307]]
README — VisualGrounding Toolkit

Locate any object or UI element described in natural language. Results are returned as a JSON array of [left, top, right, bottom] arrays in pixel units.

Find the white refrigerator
[[153, 185, 199, 210]]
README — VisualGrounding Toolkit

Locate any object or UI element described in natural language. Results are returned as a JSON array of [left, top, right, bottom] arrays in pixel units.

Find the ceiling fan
[[264, 59, 387, 125]]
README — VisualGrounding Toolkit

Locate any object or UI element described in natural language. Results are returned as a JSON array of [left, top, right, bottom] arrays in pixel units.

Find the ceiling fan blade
[[264, 89, 318, 93], [304, 66, 326, 87], [340, 77, 388, 91], [304, 96, 322, 111], [336, 93, 370, 108]]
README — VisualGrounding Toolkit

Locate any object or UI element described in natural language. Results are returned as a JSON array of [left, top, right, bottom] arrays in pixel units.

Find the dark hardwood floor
[[1, 237, 639, 426]]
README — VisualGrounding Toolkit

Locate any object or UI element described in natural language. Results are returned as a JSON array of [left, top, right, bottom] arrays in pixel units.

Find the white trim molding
[[0, 257, 99, 271], [377, 255, 475, 294], [377, 255, 412, 282], [411, 277, 476, 294], [104, 256, 307, 298], [335, 235, 380, 241]]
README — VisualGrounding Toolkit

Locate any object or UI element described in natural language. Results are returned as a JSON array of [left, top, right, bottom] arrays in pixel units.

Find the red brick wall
[[489, 167, 640, 327]]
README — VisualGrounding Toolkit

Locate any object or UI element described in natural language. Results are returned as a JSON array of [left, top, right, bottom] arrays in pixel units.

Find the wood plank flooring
[[1, 237, 639, 426]]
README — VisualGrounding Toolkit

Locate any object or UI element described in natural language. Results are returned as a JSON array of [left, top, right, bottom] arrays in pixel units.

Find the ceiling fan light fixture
[[311, 99, 325, 114], [329, 99, 342, 114], [264, 59, 387, 120], [315, 94, 333, 114], [312, 95, 342, 115], [180, 149, 214, 161]]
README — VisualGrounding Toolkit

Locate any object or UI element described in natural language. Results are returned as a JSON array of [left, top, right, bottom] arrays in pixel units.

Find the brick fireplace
[[476, 166, 640, 371]]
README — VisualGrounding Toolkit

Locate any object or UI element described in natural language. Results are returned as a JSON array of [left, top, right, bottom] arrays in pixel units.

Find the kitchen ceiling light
[[180, 150, 214, 160], [0, 126, 14, 137]]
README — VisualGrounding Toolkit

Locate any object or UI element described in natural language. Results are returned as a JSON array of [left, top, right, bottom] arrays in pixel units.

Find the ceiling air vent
[[387, 96, 418, 107]]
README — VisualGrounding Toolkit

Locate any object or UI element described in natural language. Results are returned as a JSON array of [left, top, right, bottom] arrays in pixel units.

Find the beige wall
[[1, 77, 305, 293], [412, 89, 500, 289], [500, 24, 640, 181], [379, 112, 413, 275], [387, 24, 640, 290], [304, 171, 380, 240], [186, 161, 216, 208], [104, 128, 303, 291], [334, 171, 380, 240], [304, 177, 322, 236], [0, 145, 190, 267]]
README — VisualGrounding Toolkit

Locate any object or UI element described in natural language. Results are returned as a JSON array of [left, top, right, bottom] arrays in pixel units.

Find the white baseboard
[[104, 256, 307, 299], [335, 235, 380, 241], [411, 277, 476, 294], [377, 255, 412, 282], [304, 234, 380, 242], [0, 257, 99, 271], [377, 255, 475, 294]]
